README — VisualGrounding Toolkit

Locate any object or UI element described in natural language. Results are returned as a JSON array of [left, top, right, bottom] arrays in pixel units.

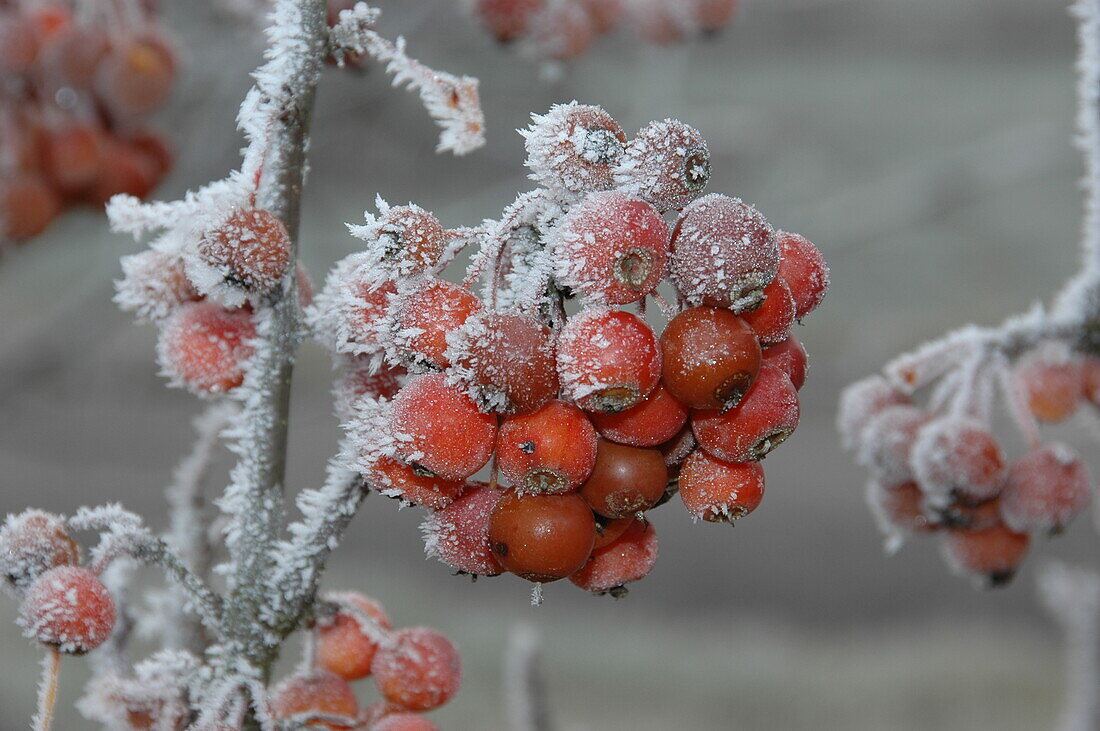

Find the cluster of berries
[[271, 593, 459, 730], [310, 101, 827, 597], [0, 0, 176, 245], [838, 345, 1097, 587], [467, 0, 739, 62]]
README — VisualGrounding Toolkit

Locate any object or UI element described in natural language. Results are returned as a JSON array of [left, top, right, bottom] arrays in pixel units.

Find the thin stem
[[33, 648, 61, 731], [1038, 563, 1100, 731], [504, 623, 552, 731]]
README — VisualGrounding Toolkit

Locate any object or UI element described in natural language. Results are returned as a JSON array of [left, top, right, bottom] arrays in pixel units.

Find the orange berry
[[19, 566, 115, 654], [496, 400, 598, 495], [315, 593, 392, 681], [157, 301, 256, 394], [373, 627, 461, 712], [488, 491, 596, 582], [271, 670, 359, 728]]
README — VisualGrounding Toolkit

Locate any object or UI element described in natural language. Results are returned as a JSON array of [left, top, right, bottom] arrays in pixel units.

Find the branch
[[1038, 562, 1100, 731]]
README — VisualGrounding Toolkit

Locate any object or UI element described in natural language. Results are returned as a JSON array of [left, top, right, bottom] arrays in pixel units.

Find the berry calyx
[[0, 510, 79, 590]]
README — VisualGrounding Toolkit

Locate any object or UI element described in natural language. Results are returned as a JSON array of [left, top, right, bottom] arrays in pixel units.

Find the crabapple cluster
[[271, 592, 458, 730], [311, 101, 828, 597], [0, 0, 176, 246], [839, 344, 1098, 588], [466, 0, 739, 61]]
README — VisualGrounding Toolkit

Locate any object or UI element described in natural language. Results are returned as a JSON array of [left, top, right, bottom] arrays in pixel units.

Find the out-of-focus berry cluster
[[0, 0, 176, 246], [309, 101, 828, 598]]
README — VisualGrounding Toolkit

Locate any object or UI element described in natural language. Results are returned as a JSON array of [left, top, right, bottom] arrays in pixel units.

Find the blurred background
[[2, 0, 1099, 728]]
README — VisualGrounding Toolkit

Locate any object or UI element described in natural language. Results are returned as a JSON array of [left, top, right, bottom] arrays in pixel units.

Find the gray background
[[1, 0, 1097, 728]]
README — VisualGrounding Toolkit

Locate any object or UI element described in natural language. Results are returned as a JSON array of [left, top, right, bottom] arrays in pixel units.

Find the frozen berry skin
[[375, 204, 446, 273], [488, 491, 596, 582], [614, 119, 710, 213], [526, 2, 596, 61], [116, 249, 201, 323], [909, 416, 1006, 509], [854, 404, 929, 486], [448, 311, 559, 415], [346, 280, 398, 352], [271, 670, 359, 727], [776, 232, 829, 320], [196, 208, 292, 294], [0, 510, 79, 590], [496, 400, 598, 495], [589, 383, 688, 447], [372, 713, 440, 731], [999, 444, 1091, 535], [390, 374, 498, 481], [570, 519, 658, 595], [42, 122, 104, 194], [392, 279, 482, 371], [368, 457, 466, 510], [557, 308, 662, 414], [940, 524, 1030, 588], [0, 11, 40, 74], [741, 277, 797, 347], [580, 440, 668, 518], [157, 301, 256, 395], [0, 172, 60, 241], [522, 102, 626, 193], [315, 593, 392, 681], [421, 481, 505, 577], [473, 0, 544, 42], [762, 335, 809, 391], [373, 627, 461, 712], [1014, 352, 1084, 423], [836, 375, 912, 451], [39, 24, 110, 88], [551, 191, 670, 305], [95, 35, 176, 116], [678, 450, 765, 522], [659, 426, 697, 467], [865, 480, 940, 540], [19, 566, 115, 654], [669, 194, 779, 311], [692, 363, 800, 463], [661, 306, 762, 411]]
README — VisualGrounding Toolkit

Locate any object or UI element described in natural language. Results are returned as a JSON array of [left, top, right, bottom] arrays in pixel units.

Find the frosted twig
[[504, 623, 552, 731], [1038, 562, 1100, 731], [32, 647, 61, 731]]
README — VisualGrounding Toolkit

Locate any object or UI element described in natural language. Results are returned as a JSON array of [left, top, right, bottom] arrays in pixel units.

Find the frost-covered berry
[[615, 119, 710, 213], [373, 204, 447, 274], [855, 405, 929, 486], [473, 0, 544, 42], [909, 416, 1006, 508], [116, 249, 200, 323], [372, 713, 440, 731], [580, 439, 667, 518], [447, 311, 558, 414], [373, 627, 461, 712], [368, 457, 466, 510], [999, 444, 1091, 535], [157, 301, 256, 395], [865, 480, 940, 540], [497, 400, 598, 495], [692, 362, 800, 463], [271, 669, 359, 728], [422, 481, 505, 577], [741, 277, 797, 347], [1014, 350, 1084, 423], [95, 35, 176, 116], [521, 102, 627, 194], [315, 592, 392, 681], [392, 279, 482, 371], [39, 24, 110, 87], [0, 510, 79, 590], [390, 374, 498, 480], [940, 524, 1030, 588], [669, 194, 779, 311], [0, 10, 40, 74], [339, 357, 406, 409], [551, 191, 669, 305], [525, 1, 597, 61], [593, 515, 635, 550], [19, 566, 115, 654], [489, 490, 596, 581], [661, 306, 762, 410], [0, 172, 60, 240], [776, 232, 828, 320], [589, 383, 688, 447], [659, 426, 697, 467], [557, 308, 661, 413], [837, 376, 912, 451], [936, 496, 1003, 531], [42, 122, 104, 193], [194, 208, 292, 295], [678, 450, 765, 522], [569, 518, 658, 596]]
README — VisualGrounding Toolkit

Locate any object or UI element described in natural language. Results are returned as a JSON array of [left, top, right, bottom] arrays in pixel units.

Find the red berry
[[615, 119, 710, 212], [390, 374, 498, 480], [557, 308, 661, 413], [570, 519, 658, 595], [157, 301, 256, 394], [523, 101, 626, 193], [372, 713, 440, 731], [741, 277, 796, 347], [659, 426, 697, 466], [527, 1, 596, 60], [669, 194, 778, 311], [660, 307, 762, 411], [19, 566, 115, 654], [449, 311, 559, 414], [578, 0, 624, 33], [940, 524, 1030, 588], [776, 232, 828, 320], [84, 139, 161, 205], [589, 383, 688, 447], [1015, 351, 1084, 423], [836, 375, 911, 451], [909, 416, 1006, 508], [392, 279, 482, 370], [43, 123, 104, 194], [271, 670, 359, 727], [0, 12, 39, 74], [999, 444, 1091, 535], [580, 439, 667, 518], [678, 450, 764, 522], [692, 362, 800, 463], [341, 358, 406, 403], [40, 25, 110, 88], [0, 172, 60, 240], [690, 0, 739, 31], [346, 280, 398, 351], [592, 515, 635, 550], [369, 457, 466, 510], [315, 593, 392, 681], [373, 627, 461, 712], [497, 400, 598, 495], [762, 336, 809, 391], [96, 35, 176, 116], [422, 481, 505, 577], [488, 491, 596, 581], [552, 191, 669, 305], [1083, 357, 1100, 406], [855, 405, 929, 486], [375, 204, 446, 273], [473, 0, 544, 42], [0, 510, 79, 590], [196, 208, 292, 294], [864, 480, 939, 538], [116, 250, 200, 322]]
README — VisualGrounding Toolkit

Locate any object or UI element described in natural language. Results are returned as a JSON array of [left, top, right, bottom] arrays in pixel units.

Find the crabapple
[[522, 102, 626, 193], [557, 308, 662, 413], [1014, 351, 1084, 423], [473, 0, 544, 42], [526, 1, 596, 61], [776, 232, 829, 320], [660, 306, 762, 410], [421, 481, 505, 577], [741, 277, 796, 347], [909, 416, 1006, 508], [0, 510, 79, 590], [659, 426, 697, 467], [0, 11, 40, 74], [40, 24, 110, 88], [19, 566, 115, 654], [864, 480, 939, 537], [496, 400, 598, 495], [592, 515, 635, 550], [375, 204, 446, 273], [580, 439, 667, 518], [368, 457, 466, 510], [315, 593, 392, 681], [589, 383, 688, 447], [42, 123, 104, 193], [157, 301, 256, 394], [762, 335, 809, 391], [999, 444, 1091, 535], [0, 173, 60, 240], [373, 627, 461, 712], [678, 450, 765, 522], [96, 35, 176, 116], [941, 524, 1030, 587], [836, 375, 911, 451], [196, 208, 292, 294], [615, 119, 710, 213], [569, 519, 658, 596], [271, 670, 359, 727], [392, 279, 482, 370], [347, 280, 398, 351], [488, 491, 596, 582], [854, 404, 929, 485], [692, 362, 800, 463], [372, 713, 440, 731]]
